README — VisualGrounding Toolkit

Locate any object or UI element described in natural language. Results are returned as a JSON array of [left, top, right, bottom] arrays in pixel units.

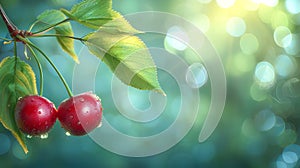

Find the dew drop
[[40, 133, 48, 139], [18, 97, 22, 101], [69, 115, 74, 119], [26, 135, 32, 139], [65, 132, 71, 136], [97, 122, 102, 128], [7, 104, 10, 108], [44, 121, 48, 125], [77, 121, 81, 125]]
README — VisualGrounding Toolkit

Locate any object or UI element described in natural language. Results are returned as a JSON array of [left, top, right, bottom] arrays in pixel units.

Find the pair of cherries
[[14, 92, 103, 136]]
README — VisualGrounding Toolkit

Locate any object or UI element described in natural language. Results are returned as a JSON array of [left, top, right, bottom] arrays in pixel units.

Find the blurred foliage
[[1, 0, 300, 168]]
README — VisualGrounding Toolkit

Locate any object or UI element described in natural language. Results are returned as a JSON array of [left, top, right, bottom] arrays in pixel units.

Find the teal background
[[0, 0, 300, 167]]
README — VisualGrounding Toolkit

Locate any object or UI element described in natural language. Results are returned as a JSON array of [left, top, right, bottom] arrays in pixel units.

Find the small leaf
[[61, 0, 114, 29], [84, 15, 164, 94], [36, 10, 78, 63], [0, 57, 38, 154]]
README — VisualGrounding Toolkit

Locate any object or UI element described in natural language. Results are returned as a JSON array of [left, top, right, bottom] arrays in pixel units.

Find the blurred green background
[[1, 0, 300, 167]]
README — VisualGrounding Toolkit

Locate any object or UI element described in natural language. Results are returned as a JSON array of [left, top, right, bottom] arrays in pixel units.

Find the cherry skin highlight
[[14, 95, 57, 136], [57, 92, 102, 136]]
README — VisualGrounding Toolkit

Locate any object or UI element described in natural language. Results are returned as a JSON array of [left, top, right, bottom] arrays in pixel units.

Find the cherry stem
[[0, 4, 18, 36], [0, 36, 11, 41], [31, 18, 70, 35], [26, 44, 44, 96], [28, 20, 38, 32], [30, 34, 86, 42], [18, 36, 73, 97], [13, 40, 17, 57]]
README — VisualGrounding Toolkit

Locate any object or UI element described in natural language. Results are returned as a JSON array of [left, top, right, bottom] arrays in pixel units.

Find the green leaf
[[36, 10, 78, 63], [84, 15, 165, 95], [0, 57, 38, 154], [61, 0, 114, 29]]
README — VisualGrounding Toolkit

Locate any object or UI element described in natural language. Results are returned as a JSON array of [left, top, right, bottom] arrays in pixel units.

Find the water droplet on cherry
[[97, 122, 102, 128], [65, 132, 71, 136], [40, 133, 48, 139]]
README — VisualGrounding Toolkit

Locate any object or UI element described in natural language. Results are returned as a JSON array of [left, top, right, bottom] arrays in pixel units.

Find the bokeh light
[[281, 78, 300, 98], [216, 0, 235, 8], [164, 26, 189, 52], [197, 0, 212, 4], [0, 134, 11, 155], [268, 116, 285, 137], [284, 34, 300, 56], [250, 83, 268, 101], [285, 0, 300, 14], [257, 0, 279, 7], [254, 61, 276, 88], [240, 33, 259, 55], [271, 10, 289, 28], [282, 151, 298, 164], [275, 55, 297, 77], [254, 109, 276, 131], [190, 14, 210, 33], [226, 17, 246, 37], [227, 52, 256, 76], [186, 63, 208, 88], [273, 26, 292, 48]]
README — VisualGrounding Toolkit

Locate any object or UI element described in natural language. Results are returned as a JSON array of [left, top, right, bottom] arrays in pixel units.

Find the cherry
[[57, 92, 102, 136], [14, 95, 57, 136]]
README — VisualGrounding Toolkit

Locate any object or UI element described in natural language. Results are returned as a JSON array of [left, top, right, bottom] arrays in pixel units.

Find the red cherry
[[14, 95, 57, 136], [57, 92, 102, 136]]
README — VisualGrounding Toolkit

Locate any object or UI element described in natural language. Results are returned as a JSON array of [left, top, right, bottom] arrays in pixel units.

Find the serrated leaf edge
[[0, 57, 30, 154]]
